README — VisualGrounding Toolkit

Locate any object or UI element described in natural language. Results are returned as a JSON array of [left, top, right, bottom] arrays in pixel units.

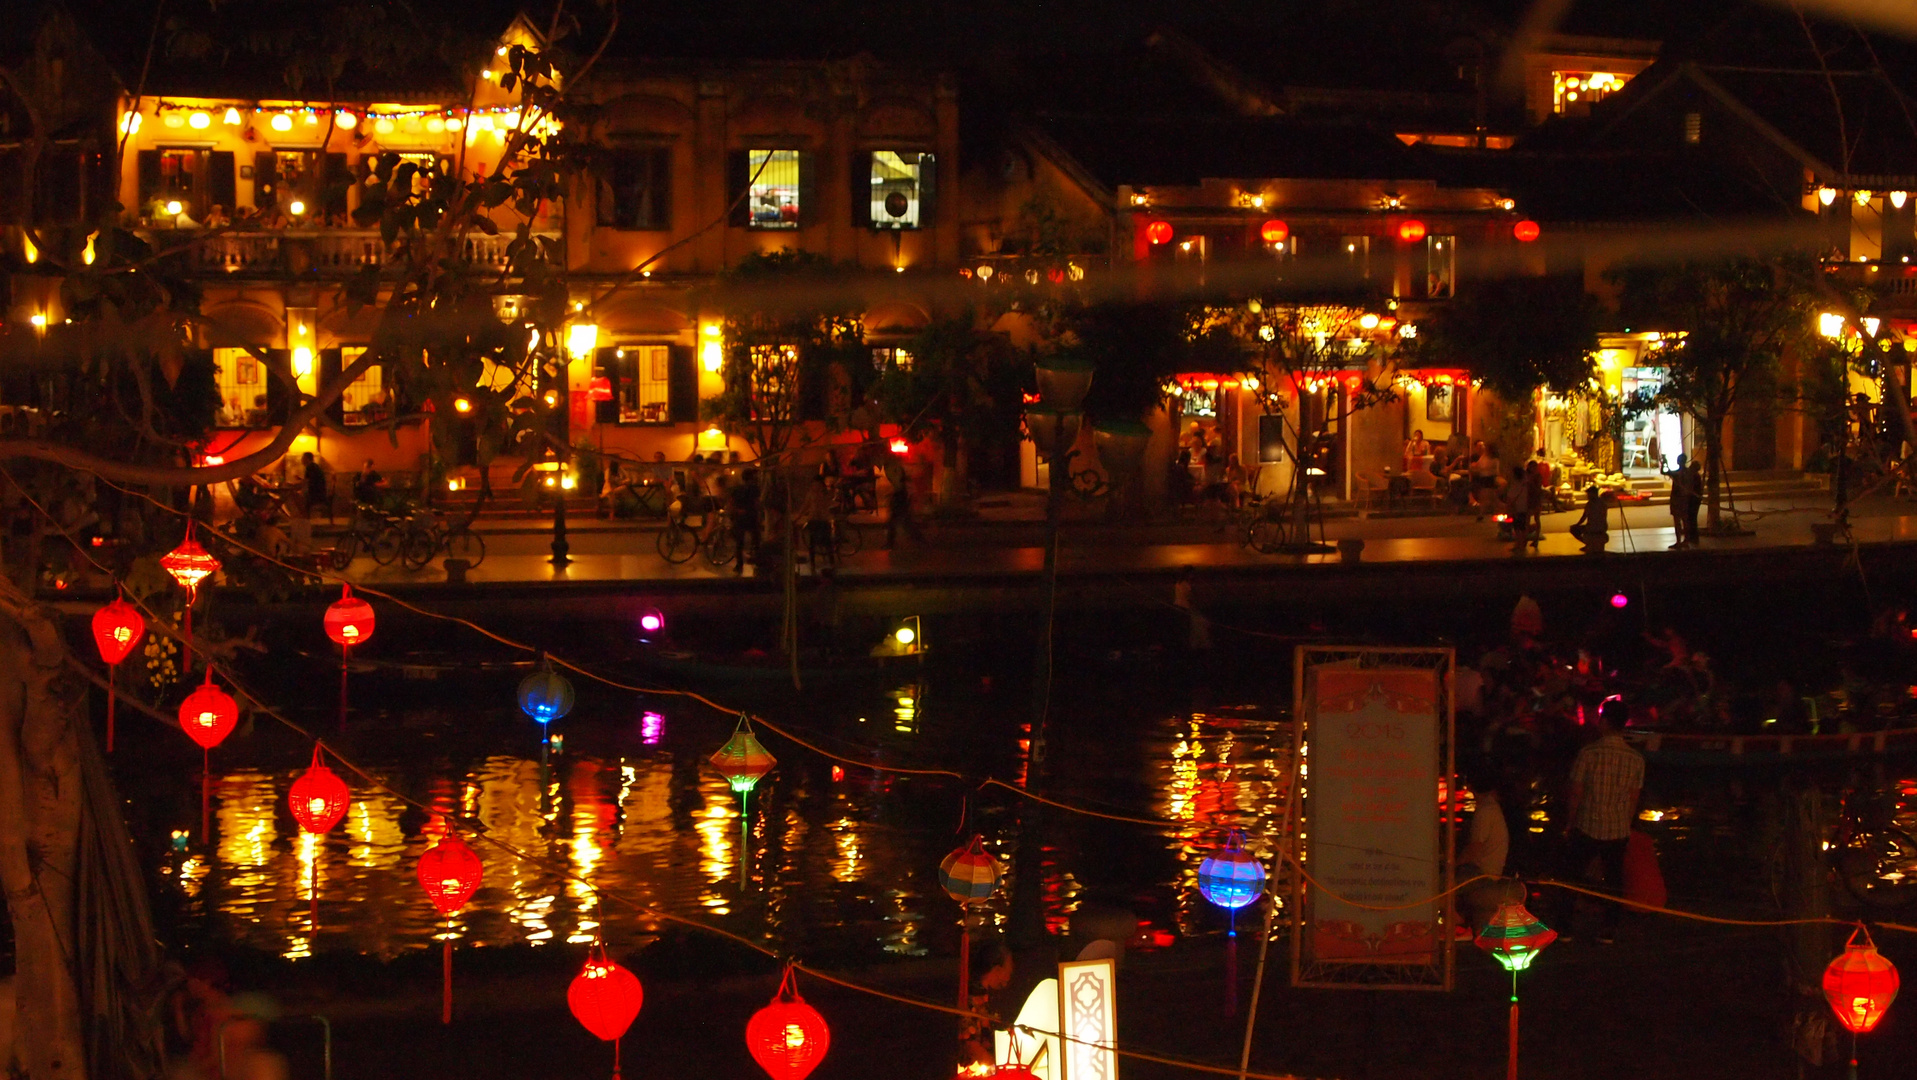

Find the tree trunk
[[1704, 410, 1726, 531], [1779, 782, 1836, 1072]]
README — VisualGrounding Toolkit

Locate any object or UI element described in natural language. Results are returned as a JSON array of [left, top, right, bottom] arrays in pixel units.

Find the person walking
[[301, 452, 330, 521], [1665, 453, 1698, 549], [728, 469, 762, 575], [1550, 698, 1644, 944], [1680, 453, 1703, 545], [884, 455, 923, 549]]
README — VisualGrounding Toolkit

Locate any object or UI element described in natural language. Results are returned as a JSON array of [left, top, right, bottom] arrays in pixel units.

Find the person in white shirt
[[1549, 698, 1644, 943], [1455, 767, 1517, 932]]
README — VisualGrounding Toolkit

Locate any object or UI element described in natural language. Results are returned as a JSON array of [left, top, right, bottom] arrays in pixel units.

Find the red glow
[[1397, 219, 1427, 243], [588, 376, 613, 402], [1260, 219, 1289, 244], [289, 746, 351, 833], [1513, 219, 1541, 242], [324, 585, 375, 647], [178, 675, 239, 750], [1145, 220, 1174, 245], [888, 438, 910, 455], [92, 599, 145, 665]]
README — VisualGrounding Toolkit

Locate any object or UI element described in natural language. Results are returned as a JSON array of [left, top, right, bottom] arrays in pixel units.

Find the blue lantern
[[1197, 829, 1266, 912], [518, 660, 576, 724]]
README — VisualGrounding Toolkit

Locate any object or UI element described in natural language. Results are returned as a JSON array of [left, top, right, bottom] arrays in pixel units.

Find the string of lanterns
[[140, 99, 556, 139]]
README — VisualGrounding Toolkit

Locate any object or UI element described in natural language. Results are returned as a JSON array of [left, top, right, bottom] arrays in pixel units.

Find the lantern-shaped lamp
[[1144, 220, 1174, 245], [92, 597, 145, 665], [518, 661, 576, 724], [179, 675, 239, 750], [1513, 219, 1541, 243], [1825, 926, 1899, 1035], [1197, 830, 1267, 911], [1472, 899, 1557, 972], [289, 745, 351, 834], [638, 608, 665, 636], [1260, 219, 1289, 244], [711, 722, 777, 794], [1396, 219, 1428, 243], [746, 969, 830, 1080], [324, 585, 375, 648], [939, 835, 1005, 904], [161, 534, 221, 599], [569, 949, 645, 1045], [419, 833, 484, 915]]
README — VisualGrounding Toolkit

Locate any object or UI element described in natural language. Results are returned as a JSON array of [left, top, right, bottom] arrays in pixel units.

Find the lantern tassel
[[443, 925, 454, 1025], [1227, 927, 1239, 1017], [740, 791, 749, 889], [201, 746, 211, 846], [183, 597, 193, 673], [340, 642, 349, 725], [310, 853, 319, 933], [612, 1036, 622, 1080], [1507, 974, 1519, 1080], [958, 916, 971, 1014], [106, 663, 116, 753]]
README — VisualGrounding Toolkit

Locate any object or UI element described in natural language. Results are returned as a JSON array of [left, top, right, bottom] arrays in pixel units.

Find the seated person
[[1405, 429, 1432, 460], [352, 459, 385, 505], [1569, 485, 1610, 546]]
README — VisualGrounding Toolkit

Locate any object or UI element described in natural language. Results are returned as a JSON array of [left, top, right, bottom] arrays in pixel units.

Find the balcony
[[138, 228, 561, 279], [1824, 260, 1917, 302]]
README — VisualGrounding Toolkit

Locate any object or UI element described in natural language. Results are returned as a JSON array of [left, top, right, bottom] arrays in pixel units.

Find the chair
[[1357, 472, 1390, 510], [1407, 469, 1439, 508]]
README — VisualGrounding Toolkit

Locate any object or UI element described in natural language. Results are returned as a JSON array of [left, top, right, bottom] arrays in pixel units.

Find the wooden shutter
[[849, 151, 872, 228], [915, 152, 936, 230], [595, 157, 618, 228], [136, 149, 160, 207], [797, 151, 818, 229], [208, 151, 237, 214], [321, 152, 349, 218], [648, 147, 671, 230], [264, 349, 292, 425], [667, 344, 698, 423], [594, 346, 620, 424], [319, 348, 344, 423], [726, 151, 749, 227], [253, 151, 279, 210]]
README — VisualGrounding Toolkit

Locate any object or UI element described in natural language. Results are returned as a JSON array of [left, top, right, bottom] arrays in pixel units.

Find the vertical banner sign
[[1058, 958, 1118, 1080], [1297, 661, 1449, 988]]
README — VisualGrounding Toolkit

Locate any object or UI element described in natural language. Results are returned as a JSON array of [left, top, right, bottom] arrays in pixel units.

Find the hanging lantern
[[418, 833, 484, 914], [569, 948, 645, 1044], [746, 967, 830, 1080], [1472, 898, 1557, 972], [1824, 926, 1899, 1035], [92, 597, 145, 665], [1513, 219, 1541, 243], [289, 745, 351, 834], [324, 585, 376, 647], [1396, 219, 1428, 243], [179, 674, 239, 750], [638, 608, 665, 635], [710, 720, 776, 793], [518, 660, 576, 725], [1260, 219, 1289, 244], [939, 835, 1004, 904], [1197, 829, 1266, 911], [1145, 220, 1174, 245], [1046, 267, 1066, 283], [161, 533, 221, 599]]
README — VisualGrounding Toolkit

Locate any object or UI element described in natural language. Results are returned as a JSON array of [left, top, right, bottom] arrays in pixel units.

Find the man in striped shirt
[[1551, 699, 1644, 943]]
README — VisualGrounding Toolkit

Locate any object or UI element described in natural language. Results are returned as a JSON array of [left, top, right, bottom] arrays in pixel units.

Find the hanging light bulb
[[223, 107, 242, 125], [270, 113, 293, 132], [1818, 187, 1838, 206], [1893, 192, 1909, 210]]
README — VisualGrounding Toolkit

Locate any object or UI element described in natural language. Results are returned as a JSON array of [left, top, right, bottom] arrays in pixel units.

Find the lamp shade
[[1144, 220, 1174, 245], [418, 834, 483, 916], [1473, 899, 1557, 972], [568, 949, 644, 1042], [289, 745, 350, 834], [518, 662, 576, 724], [939, 835, 1004, 904], [1513, 219, 1541, 242], [161, 535, 221, 597], [324, 586, 375, 647], [1260, 219, 1289, 244], [92, 597, 145, 665], [1825, 928, 1899, 1034], [1197, 829, 1266, 910], [711, 720, 776, 793], [746, 971, 830, 1080], [1396, 219, 1427, 243], [1024, 409, 1082, 461], [178, 674, 239, 750]]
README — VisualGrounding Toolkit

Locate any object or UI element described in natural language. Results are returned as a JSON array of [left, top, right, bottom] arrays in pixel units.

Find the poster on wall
[[1292, 650, 1453, 990]]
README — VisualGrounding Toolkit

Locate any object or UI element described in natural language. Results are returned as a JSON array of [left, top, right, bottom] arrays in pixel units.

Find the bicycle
[[1238, 494, 1284, 554], [329, 505, 408, 569], [399, 508, 488, 570]]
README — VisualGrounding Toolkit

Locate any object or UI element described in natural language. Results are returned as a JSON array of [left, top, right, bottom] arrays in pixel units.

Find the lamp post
[[1025, 359, 1093, 764]]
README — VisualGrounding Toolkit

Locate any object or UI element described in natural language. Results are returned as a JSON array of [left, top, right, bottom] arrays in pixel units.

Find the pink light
[[1611, 592, 1629, 609], [639, 610, 664, 634], [640, 711, 664, 745]]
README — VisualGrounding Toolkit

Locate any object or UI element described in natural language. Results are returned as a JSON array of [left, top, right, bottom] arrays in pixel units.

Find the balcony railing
[[139, 228, 560, 278], [1824, 260, 1917, 298]]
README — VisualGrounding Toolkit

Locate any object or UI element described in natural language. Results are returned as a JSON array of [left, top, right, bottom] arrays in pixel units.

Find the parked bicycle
[[656, 503, 737, 567], [329, 505, 410, 568], [399, 508, 488, 570]]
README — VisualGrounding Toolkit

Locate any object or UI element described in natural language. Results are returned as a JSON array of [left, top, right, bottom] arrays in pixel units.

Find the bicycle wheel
[[833, 519, 863, 558], [371, 525, 404, 566], [1246, 518, 1284, 554], [400, 526, 441, 570], [447, 528, 486, 568], [705, 529, 739, 569], [329, 532, 359, 570], [656, 523, 697, 564], [1837, 827, 1917, 908]]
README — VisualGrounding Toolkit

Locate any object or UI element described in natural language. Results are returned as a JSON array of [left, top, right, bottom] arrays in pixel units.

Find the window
[[745, 150, 801, 229], [873, 346, 914, 372], [617, 346, 671, 423], [1684, 112, 1702, 145], [338, 347, 387, 425], [1552, 71, 1630, 115], [865, 151, 934, 229], [141, 148, 204, 217], [599, 148, 671, 231], [1425, 236, 1456, 298], [748, 343, 800, 420], [213, 347, 267, 427]]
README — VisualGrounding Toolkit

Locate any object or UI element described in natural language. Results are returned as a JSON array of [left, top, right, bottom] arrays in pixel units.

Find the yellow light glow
[[81, 232, 94, 265], [375, 117, 396, 135], [1358, 313, 1381, 330], [163, 112, 185, 128], [304, 111, 319, 126], [454, 397, 473, 413], [1895, 191, 1910, 209], [271, 113, 293, 132], [543, 392, 557, 406], [119, 111, 141, 134], [565, 322, 600, 359], [1856, 190, 1875, 206], [560, 474, 577, 490], [188, 111, 210, 129], [292, 347, 314, 377], [701, 340, 723, 373], [164, 200, 183, 217], [895, 626, 916, 645], [427, 117, 445, 132], [1818, 187, 1837, 206], [223, 107, 242, 125], [337, 111, 357, 130], [446, 117, 463, 131], [29, 314, 46, 329], [21, 233, 37, 264], [481, 69, 496, 81], [1819, 312, 1846, 338], [1864, 317, 1881, 337], [288, 200, 307, 216]]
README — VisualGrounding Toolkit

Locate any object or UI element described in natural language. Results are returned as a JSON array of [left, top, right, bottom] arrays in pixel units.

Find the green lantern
[[1473, 896, 1556, 1080]]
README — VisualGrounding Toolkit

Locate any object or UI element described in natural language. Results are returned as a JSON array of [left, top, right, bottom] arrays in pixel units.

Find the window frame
[[600, 145, 672, 232], [211, 346, 273, 429], [336, 345, 388, 426], [864, 149, 935, 231], [614, 344, 674, 425], [1424, 235, 1456, 299], [743, 149, 803, 230]]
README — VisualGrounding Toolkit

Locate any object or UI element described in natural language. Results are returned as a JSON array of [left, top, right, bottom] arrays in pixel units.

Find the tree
[[874, 313, 1026, 509], [1610, 256, 1822, 532], [1411, 275, 1599, 401]]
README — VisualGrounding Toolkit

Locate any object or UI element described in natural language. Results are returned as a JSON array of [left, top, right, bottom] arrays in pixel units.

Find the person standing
[[301, 452, 329, 521], [728, 470, 761, 575], [884, 454, 923, 548], [1551, 698, 1644, 944], [1665, 453, 1698, 549], [1680, 453, 1703, 545]]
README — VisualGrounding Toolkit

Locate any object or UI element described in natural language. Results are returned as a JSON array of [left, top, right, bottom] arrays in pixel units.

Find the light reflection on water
[[167, 687, 1295, 962]]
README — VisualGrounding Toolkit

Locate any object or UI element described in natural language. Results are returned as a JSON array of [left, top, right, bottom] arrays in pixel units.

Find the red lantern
[[1046, 267, 1066, 283], [179, 674, 238, 750], [1825, 926, 1899, 1035], [569, 948, 645, 1061], [92, 595, 145, 753], [589, 376, 614, 402], [1513, 219, 1541, 243], [1260, 219, 1289, 244], [746, 967, 830, 1080], [323, 585, 375, 647], [1145, 220, 1174, 245], [419, 831, 484, 1024], [290, 745, 350, 834], [161, 533, 221, 599], [1396, 219, 1427, 243]]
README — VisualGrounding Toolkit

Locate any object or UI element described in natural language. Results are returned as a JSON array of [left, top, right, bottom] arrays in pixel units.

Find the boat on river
[[1626, 727, 1917, 765]]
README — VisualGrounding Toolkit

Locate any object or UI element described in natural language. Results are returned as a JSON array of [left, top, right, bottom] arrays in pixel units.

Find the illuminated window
[[617, 345, 671, 423], [1425, 236, 1456, 298], [1552, 71, 1630, 114], [338, 347, 386, 425], [1684, 112, 1701, 144], [745, 150, 801, 229], [866, 151, 934, 229], [213, 348, 266, 427], [873, 346, 914, 372]]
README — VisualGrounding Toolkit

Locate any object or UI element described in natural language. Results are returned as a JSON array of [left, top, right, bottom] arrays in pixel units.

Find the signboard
[[1292, 649, 1453, 989], [1058, 958, 1117, 1080]]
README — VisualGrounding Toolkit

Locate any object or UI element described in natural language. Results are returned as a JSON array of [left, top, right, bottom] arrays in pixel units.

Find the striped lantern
[[710, 720, 776, 793], [1197, 829, 1266, 911], [1473, 899, 1558, 972], [938, 835, 1003, 904]]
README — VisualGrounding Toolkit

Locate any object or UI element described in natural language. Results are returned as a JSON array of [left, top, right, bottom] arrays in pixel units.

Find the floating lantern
[[1145, 220, 1174, 245], [324, 584, 375, 647], [638, 608, 665, 636], [1046, 267, 1066, 283], [1513, 219, 1541, 243], [711, 716, 776, 887], [518, 659, 576, 724], [1825, 925, 1898, 1039], [1474, 896, 1556, 1080], [1396, 219, 1427, 243], [418, 833, 484, 1024], [1197, 829, 1266, 914], [746, 967, 830, 1080], [940, 835, 1004, 904], [92, 595, 145, 752], [179, 670, 238, 844], [570, 948, 644, 1078], [1610, 592, 1629, 609], [1260, 219, 1289, 244], [290, 743, 350, 930]]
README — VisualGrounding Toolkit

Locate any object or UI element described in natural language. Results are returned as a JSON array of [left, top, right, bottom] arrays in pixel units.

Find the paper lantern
[[418, 833, 483, 915], [1610, 592, 1629, 609], [569, 949, 644, 1042], [179, 674, 239, 750], [1472, 899, 1557, 972], [1824, 927, 1899, 1034], [289, 745, 350, 834], [518, 661, 576, 724], [589, 376, 614, 402], [1145, 220, 1174, 245], [161, 534, 221, 598], [92, 597, 145, 665], [639, 609, 665, 635], [1260, 219, 1289, 244], [711, 721, 776, 793], [1197, 830, 1266, 910], [324, 585, 375, 647], [1396, 219, 1427, 243], [1513, 219, 1541, 242], [939, 835, 1004, 904], [746, 969, 830, 1080]]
